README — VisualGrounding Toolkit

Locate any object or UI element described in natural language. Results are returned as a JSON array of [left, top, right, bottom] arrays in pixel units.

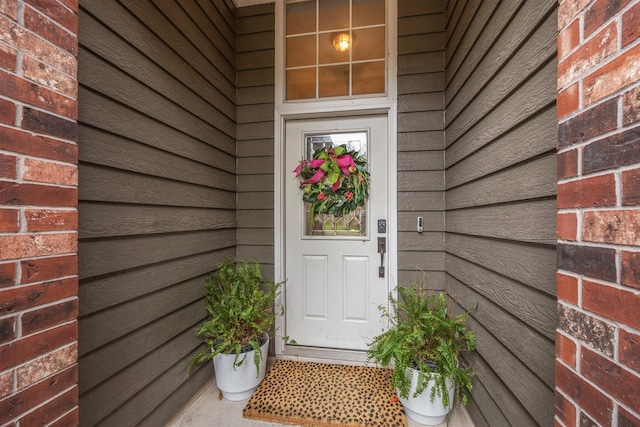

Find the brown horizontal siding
[[397, 0, 446, 287], [236, 3, 276, 280], [77, 0, 236, 425], [444, 0, 558, 425]]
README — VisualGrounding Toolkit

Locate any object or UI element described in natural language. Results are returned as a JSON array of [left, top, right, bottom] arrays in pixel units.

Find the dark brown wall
[[77, 0, 236, 425], [236, 3, 276, 280], [444, 1, 558, 425], [397, 0, 447, 287]]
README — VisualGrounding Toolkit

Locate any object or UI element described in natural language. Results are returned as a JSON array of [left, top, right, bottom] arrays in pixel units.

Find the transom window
[[285, 0, 387, 101]]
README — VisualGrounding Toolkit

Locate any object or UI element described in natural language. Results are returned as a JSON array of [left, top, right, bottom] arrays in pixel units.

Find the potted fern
[[188, 257, 284, 401], [367, 284, 476, 425]]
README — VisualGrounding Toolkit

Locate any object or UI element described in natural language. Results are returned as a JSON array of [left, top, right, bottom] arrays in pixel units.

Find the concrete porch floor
[[166, 376, 476, 427]]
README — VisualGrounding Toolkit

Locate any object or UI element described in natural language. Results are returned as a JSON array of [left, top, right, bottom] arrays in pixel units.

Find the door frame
[[274, 106, 398, 361], [272, 0, 398, 361]]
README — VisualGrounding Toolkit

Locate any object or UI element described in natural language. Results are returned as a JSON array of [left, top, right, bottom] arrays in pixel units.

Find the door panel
[[285, 115, 389, 351]]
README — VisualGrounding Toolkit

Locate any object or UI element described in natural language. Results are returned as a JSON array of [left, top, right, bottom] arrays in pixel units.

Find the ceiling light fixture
[[332, 32, 351, 52]]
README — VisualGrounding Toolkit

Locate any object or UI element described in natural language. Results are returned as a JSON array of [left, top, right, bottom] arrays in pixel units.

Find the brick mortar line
[[553, 385, 581, 426], [45, 405, 77, 427], [558, 238, 640, 254], [558, 295, 620, 328], [557, 81, 640, 124], [555, 356, 639, 423], [556, 160, 640, 183], [558, 36, 640, 92]]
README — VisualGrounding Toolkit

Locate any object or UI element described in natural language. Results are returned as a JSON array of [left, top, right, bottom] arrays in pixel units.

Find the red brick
[[0, 69, 77, 120], [25, 209, 77, 232], [557, 149, 579, 179], [21, 107, 77, 141], [16, 343, 76, 388], [0, 0, 19, 20], [0, 321, 77, 372], [622, 167, 640, 206], [619, 406, 640, 427], [557, 212, 578, 241], [555, 360, 614, 425], [0, 43, 17, 71], [23, 158, 77, 186], [583, 128, 640, 174], [557, 174, 616, 208], [0, 208, 19, 232], [557, 272, 579, 305], [559, 19, 581, 59], [0, 277, 77, 317], [0, 14, 76, 77], [0, 370, 11, 398], [557, 83, 580, 118], [25, 0, 78, 34], [621, 250, 640, 289], [623, 86, 640, 125], [555, 390, 577, 426], [19, 386, 77, 427], [584, 0, 631, 36], [0, 152, 17, 179], [580, 412, 599, 426], [558, 22, 618, 89], [0, 364, 76, 424], [0, 126, 77, 163], [556, 331, 578, 367], [559, 0, 592, 30], [0, 97, 16, 125], [584, 43, 640, 105], [558, 243, 617, 283], [0, 182, 78, 207], [581, 346, 640, 413], [21, 299, 77, 335], [20, 255, 77, 285], [0, 315, 16, 344], [582, 210, 640, 245], [558, 303, 616, 356], [22, 55, 77, 99], [622, 1, 640, 47], [49, 407, 79, 427], [583, 280, 640, 329], [0, 233, 77, 261], [620, 328, 640, 374], [24, 5, 77, 55], [557, 97, 618, 148], [0, 262, 16, 287]]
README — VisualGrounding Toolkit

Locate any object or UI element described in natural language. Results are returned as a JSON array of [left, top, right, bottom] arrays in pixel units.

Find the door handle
[[378, 237, 386, 277]]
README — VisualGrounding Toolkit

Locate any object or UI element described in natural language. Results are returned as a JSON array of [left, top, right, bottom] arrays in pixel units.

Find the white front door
[[284, 115, 389, 351]]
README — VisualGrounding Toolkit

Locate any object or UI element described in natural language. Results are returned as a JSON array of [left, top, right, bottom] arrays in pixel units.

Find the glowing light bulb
[[332, 33, 351, 52]]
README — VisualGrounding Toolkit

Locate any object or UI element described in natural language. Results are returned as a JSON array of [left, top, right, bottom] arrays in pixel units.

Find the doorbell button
[[417, 217, 423, 233]]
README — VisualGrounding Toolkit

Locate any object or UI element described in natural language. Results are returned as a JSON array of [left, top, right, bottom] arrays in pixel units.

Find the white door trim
[[274, 107, 398, 359], [273, 0, 398, 360]]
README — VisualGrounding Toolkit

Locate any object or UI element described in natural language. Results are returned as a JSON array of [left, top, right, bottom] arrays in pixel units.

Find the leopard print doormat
[[243, 360, 407, 427]]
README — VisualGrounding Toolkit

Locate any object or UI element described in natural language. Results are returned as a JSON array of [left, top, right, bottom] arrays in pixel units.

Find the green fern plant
[[367, 283, 476, 409], [188, 257, 284, 377]]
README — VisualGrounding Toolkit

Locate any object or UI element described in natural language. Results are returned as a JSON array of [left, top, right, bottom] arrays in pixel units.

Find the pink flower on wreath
[[317, 193, 327, 201], [346, 191, 353, 201]]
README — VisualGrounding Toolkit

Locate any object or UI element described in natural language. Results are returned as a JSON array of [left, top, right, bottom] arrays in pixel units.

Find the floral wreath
[[294, 144, 370, 216]]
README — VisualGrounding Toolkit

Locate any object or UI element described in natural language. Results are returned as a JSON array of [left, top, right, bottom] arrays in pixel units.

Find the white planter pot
[[398, 367, 455, 425], [213, 335, 269, 401]]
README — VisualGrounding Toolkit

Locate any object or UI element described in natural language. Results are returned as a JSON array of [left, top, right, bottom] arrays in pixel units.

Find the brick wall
[[0, 1, 79, 425], [556, 0, 640, 426]]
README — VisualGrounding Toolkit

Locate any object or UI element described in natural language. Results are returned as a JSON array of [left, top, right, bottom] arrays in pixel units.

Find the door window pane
[[302, 133, 368, 238], [319, 65, 349, 98], [352, 27, 385, 61], [287, 35, 316, 67], [353, 0, 385, 26], [286, 1, 315, 35], [352, 61, 385, 95], [318, 0, 349, 31], [287, 68, 316, 100]]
